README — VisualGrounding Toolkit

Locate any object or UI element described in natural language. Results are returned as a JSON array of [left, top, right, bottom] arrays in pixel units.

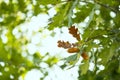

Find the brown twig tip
[[68, 26, 81, 41]]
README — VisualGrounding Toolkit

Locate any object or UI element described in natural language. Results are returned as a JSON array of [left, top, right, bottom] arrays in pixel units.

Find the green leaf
[[84, 29, 107, 42], [65, 53, 80, 65], [78, 71, 95, 80], [18, 0, 27, 12], [80, 60, 89, 75], [99, 42, 119, 65], [0, 40, 10, 61], [113, 13, 120, 28], [48, 2, 71, 30], [73, 3, 94, 23], [96, 58, 120, 80], [38, 0, 61, 5], [98, 0, 120, 8], [45, 57, 58, 67], [65, 54, 77, 63], [100, 10, 111, 22], [84, 40, 99, 52]]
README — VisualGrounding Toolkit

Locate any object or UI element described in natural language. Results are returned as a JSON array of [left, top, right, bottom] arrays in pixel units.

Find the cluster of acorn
[[57, 26, 89, 60]]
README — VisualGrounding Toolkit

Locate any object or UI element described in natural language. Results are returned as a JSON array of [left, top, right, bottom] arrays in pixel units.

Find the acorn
[[81, 52, 89, 60], [67, 48, 80, 53]]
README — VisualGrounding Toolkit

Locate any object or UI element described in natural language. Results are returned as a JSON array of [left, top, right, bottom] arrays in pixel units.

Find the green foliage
[[96, 58, 120, 80], [78, 70, 95, 80], [48, 2, 72, 30], [0, 0, 120, 80], [80, 60, 89, 75], [65, 53, 78, 65], [37, 0, 61, 5], [45, 56, 58, 67], [98, 42, 119, 65], [73, 3, 94, 23]]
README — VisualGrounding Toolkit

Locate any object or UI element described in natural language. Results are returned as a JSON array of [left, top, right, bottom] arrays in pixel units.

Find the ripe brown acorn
[[67, 48, 80, 53], [81, 52, 89, 60]]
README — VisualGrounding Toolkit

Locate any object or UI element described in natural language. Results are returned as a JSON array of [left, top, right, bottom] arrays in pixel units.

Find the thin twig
[[80, 0, 119, 13], [94, 1, 118, 13], [85, 34, 104, 42]]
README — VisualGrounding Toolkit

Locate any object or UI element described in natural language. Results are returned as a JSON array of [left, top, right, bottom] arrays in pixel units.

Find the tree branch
[[80, 0, 119, 13], [94, 1, 118, 13]]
